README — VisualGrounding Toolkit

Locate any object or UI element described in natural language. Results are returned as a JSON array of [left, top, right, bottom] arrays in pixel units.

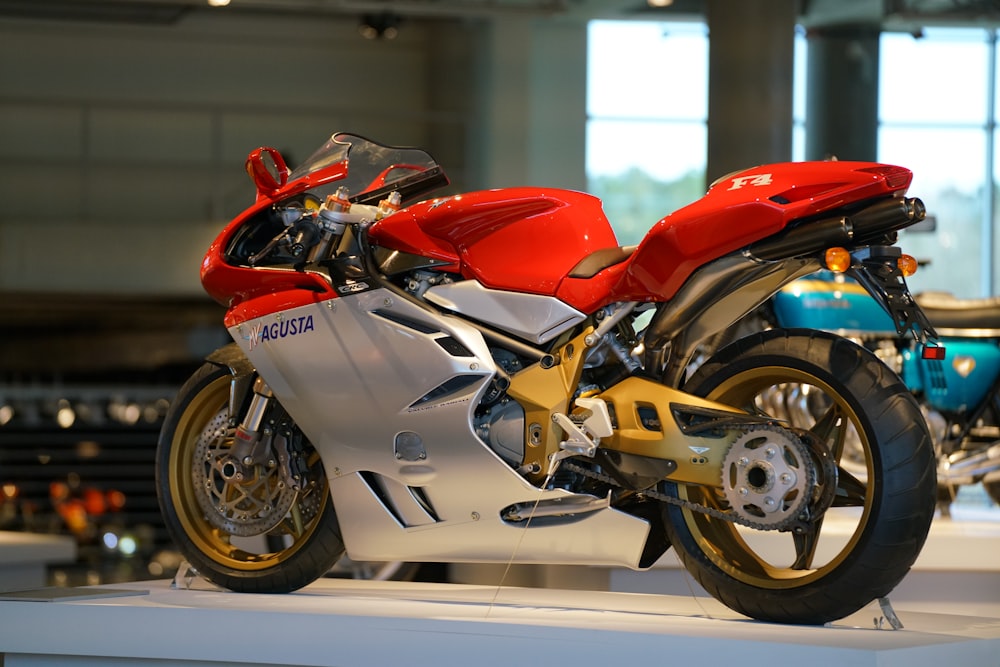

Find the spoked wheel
[[156, 362, 345, 593], [666, 329, 936, 625]]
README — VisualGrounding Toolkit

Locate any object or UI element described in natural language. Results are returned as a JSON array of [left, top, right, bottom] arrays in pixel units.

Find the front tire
[[156, 361, 345, 593], [666, 329, 936, 624]]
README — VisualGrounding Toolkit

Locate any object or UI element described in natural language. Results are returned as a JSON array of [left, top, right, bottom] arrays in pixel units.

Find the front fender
[[206, 342, 255, 376], [205, 343, 256, 421]]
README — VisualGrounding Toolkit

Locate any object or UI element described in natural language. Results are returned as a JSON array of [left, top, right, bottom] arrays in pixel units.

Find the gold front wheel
[[155, 360, 344, 592]]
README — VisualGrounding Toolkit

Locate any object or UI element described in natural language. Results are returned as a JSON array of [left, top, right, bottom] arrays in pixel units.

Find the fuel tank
[[772, 275, 899, 335], [367, 187, 618, 295]]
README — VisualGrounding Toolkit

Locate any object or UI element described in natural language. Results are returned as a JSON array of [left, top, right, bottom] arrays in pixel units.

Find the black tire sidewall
[[666, 328, 935, 624]]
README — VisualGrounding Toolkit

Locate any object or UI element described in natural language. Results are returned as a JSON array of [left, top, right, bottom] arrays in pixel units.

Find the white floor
[[0, 576, 998, 667], [0, 491, 997, 667], [609, 503, 1000, 611], [0, 531, 75, 592]]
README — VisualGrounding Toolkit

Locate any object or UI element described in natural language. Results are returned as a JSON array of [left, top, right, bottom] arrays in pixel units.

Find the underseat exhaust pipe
[[750, 197, 925, 261]]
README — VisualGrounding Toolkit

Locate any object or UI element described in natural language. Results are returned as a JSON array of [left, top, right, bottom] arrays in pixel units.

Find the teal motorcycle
[[766, 271, 1000, 510]]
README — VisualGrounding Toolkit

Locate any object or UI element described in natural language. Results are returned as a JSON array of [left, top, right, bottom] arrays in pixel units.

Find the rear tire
[[156, 362, 345, 593], [984, 480, 1000, 506], [665, 329, 936, 624]]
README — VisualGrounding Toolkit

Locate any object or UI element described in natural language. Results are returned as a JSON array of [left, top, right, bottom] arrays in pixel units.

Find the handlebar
[[248, 190, 397, 268]]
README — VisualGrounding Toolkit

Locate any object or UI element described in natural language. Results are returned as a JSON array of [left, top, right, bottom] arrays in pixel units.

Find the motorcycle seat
[[569, 245, 637, 279], [915, 291, 1000, 330]]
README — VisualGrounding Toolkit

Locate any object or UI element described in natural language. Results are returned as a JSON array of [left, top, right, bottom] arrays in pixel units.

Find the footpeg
[[552, 397, 613, 455], [548, 398, 614, 476], [551, 412, 598, 458]]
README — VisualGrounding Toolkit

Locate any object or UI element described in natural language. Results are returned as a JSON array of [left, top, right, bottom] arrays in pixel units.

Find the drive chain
[[561, 458, 800, 532]]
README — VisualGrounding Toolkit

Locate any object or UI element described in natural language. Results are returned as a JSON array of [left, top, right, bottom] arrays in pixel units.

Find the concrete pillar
[[525, 20, 587, 189], [469, 17, 587, 190], [805, 24, 880, 161], [706, 0, 796, 183]]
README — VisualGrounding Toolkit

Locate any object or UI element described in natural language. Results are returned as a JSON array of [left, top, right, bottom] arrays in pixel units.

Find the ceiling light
[[359, 12, 400, 40]]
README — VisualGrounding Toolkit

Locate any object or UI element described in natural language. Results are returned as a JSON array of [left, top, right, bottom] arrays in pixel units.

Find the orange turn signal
[[824, 247, 852, 273], [898, 254, 918, 277]]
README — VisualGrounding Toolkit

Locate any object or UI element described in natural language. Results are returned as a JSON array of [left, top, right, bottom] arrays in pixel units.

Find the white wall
[[0, 10, 589, 297], [2, 10, 571, 295]]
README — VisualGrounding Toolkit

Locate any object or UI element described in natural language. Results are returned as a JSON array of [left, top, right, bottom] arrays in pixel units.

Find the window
[[879, 28, 993, 298], [586, 21, 708, 245], [588, 22, 998, 298]]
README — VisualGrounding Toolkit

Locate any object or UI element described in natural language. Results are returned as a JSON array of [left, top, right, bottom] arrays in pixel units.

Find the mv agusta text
[[156, 132, 941, 625]]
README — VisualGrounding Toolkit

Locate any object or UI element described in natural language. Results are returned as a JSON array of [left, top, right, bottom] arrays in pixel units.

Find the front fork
[[207, 343, 308, 490], [230, 377, 275, 468]]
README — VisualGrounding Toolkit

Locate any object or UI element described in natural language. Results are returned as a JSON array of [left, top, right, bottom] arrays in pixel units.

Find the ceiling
[[0, 0, 999, 26], [0, 0, 681, 24]]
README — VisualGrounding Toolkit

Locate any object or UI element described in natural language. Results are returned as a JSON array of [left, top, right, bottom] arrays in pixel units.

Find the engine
[[473, 347, 527, 466], [474, 399, 525, 466]]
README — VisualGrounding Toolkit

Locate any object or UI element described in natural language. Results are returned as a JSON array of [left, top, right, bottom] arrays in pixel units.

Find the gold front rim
[[167, 376, 328, 571]]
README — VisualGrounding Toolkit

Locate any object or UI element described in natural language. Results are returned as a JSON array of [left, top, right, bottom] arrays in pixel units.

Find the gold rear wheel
[[666, 329, 935, 624]]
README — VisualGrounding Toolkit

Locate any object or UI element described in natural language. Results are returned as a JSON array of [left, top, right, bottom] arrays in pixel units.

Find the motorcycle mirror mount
[[245, 146, 290, 199]]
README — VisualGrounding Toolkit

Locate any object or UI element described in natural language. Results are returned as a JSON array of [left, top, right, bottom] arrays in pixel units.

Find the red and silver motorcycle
[[157, 132, 939, 624]]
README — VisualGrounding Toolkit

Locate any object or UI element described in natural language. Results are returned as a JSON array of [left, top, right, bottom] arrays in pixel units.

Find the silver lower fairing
[[229, 287, 651, 567]]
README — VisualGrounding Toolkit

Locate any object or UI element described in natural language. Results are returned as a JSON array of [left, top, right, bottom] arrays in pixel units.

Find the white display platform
[[449, 508, 1000, 607], [0, 576, 998, 667], [611, 509, 1000, 606], [0, 531, 76, 592]]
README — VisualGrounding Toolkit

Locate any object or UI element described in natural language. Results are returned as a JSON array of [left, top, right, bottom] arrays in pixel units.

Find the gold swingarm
[[505, 328, 773, 488], [594, 377, 764, 486]]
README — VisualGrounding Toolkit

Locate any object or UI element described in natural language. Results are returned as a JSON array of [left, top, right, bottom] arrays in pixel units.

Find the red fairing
[[369, 187, 619, 295], [370, 161, 911, 312], [202, 232, 337, 328], [201, 203, 338, 328], [223, 289, 331, 329], [200, 158, 351, 325], [205, 151, 913, 324], [611, 161, 913, 302]]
